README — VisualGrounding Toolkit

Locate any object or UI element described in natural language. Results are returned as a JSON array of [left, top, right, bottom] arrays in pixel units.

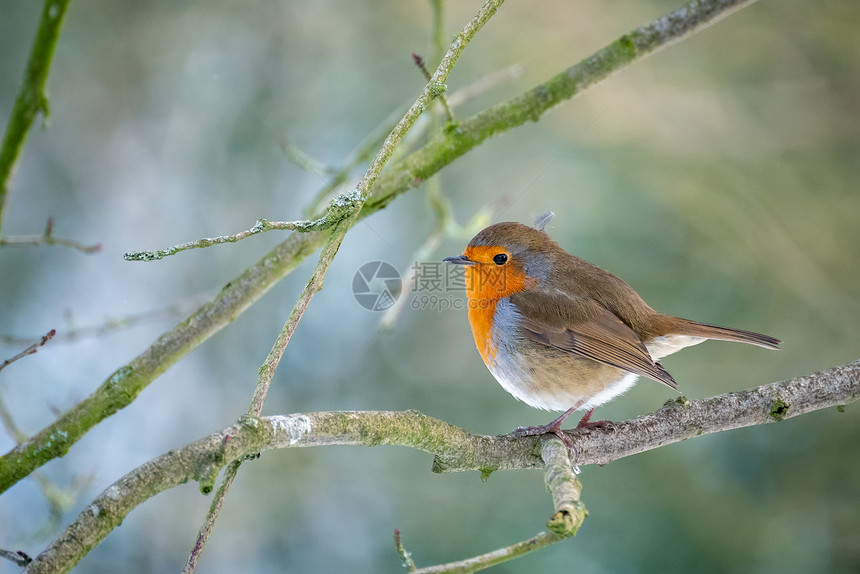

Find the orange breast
[[468, 296, 498, 365], [461, 245, 535, 367]]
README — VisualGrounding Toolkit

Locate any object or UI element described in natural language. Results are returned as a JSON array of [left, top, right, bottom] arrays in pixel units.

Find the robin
[[443, 215, 780, 448]]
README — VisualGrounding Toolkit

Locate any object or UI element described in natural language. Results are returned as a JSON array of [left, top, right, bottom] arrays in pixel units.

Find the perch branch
[[22, 360, 859, 573], [0, 0, 758, 495]]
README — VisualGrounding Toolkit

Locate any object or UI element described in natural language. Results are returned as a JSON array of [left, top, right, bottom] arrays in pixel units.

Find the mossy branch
[[0, 0, 71, 234], [21, 360, 858, 573], [122, 212, 351, 262], [0, 0, 758, 496]]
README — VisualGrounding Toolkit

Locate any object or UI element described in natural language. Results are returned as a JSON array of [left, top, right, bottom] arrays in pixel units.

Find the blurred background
[[1, 0, 858, 572]]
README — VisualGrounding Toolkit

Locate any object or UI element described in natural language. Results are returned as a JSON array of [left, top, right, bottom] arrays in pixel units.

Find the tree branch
[[0, 0, 72, 234], [0, 0, 759, 495], [21, 360, 859, 573], [122, 215, 343, 262]]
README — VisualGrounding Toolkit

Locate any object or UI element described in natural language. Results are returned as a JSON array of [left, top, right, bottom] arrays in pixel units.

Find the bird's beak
[[443, 254, 475, 266]]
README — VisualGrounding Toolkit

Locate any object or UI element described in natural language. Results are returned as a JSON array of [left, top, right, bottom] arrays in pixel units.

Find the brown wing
[[511, 291, 677, 390]]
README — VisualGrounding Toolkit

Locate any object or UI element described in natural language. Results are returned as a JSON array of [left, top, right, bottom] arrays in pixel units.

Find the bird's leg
[[575, 408, 613, 429], [511, 407, 576, 451]]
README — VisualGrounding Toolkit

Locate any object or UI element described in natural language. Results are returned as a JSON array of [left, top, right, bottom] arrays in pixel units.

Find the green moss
[[769, 398, 790, 421], [618, 33, 636, 54], [547, 509, 573, 534], [239, 415, 260, 430]]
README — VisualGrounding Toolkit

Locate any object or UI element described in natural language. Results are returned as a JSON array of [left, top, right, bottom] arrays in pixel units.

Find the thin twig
[[249, 229, 347, 415], [122, 208, 355, 262], [0, 549, 32, 568], [413, 53, 453, 122], [0, 218, 101, 254], [1, 298, 209, 347], [394, 529, 417, 572], [0, 329, 55, 375], [0, 328, 57, 471], [446, 63, 525, 107], [414, 532, 568, 574], [278, 135, 339, 180], [0, 0, 72, 233], [0, 393, 24, 443], [180, 460, 240, 574]]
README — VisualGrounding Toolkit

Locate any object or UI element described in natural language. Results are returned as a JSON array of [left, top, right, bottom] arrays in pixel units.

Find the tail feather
[[672, 319, 781, 350]]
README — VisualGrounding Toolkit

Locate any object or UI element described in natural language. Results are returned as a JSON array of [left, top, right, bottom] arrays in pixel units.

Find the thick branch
[[0, 0, 72, 233], [23, 361, 859, 573], [439, 359, 860, 472], [0, 0, 759, 495]]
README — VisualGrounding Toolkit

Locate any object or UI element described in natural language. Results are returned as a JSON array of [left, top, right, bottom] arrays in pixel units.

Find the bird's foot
[[575, 408, 614, 429], [512, 422, 575, 453], [511, 407, 577, 454]]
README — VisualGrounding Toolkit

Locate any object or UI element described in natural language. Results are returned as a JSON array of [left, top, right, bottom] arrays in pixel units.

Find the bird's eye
[[492, 253, 508, 265]]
